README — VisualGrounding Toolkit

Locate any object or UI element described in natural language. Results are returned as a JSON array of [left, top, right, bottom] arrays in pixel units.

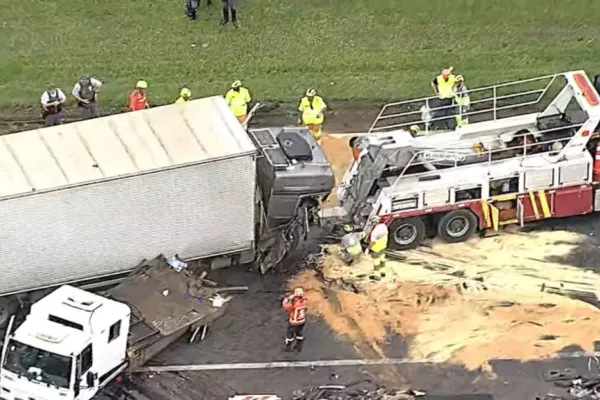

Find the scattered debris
[[291, 381, 425, 400], [290, 229, 600, 370]]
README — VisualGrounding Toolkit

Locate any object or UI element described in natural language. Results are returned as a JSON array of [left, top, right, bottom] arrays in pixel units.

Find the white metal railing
[[386, 122, 584, 189], [369, 73, 564, 135]]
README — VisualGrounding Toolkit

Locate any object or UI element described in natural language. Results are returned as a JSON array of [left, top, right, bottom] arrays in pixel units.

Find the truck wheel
[[0, 297, 18, 329], [388, 217, 426, 250], [437, 210, 477, 243]]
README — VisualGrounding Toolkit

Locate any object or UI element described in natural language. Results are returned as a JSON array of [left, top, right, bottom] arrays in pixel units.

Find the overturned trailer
[[0, 96, 334, 326]]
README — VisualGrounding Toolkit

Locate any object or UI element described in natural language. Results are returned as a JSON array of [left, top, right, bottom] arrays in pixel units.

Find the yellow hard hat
[[136, 80, 148, 89], [343, 224, 353, 233], [180, 88, 191, 98], [410, 125, 420, 133], [231, 80, 242, 89], [306, 88, 316, 97]]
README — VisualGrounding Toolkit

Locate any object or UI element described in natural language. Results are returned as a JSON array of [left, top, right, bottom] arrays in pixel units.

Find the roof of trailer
[[0, 96, 256, 199]]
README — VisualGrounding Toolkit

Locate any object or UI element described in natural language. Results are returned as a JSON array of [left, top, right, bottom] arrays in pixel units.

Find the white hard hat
[[294, 288, 304, 297]]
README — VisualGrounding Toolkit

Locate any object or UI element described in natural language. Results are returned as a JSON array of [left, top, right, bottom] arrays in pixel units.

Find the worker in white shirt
[[41, 85, 67, 126], [72, 75, 103, 118]]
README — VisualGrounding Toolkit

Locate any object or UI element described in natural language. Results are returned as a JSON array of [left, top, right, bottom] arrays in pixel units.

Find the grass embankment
[[2, 0, 600, 108]]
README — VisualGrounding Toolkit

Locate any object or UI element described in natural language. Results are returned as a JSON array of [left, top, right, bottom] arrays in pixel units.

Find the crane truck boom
[[328, 70, 600, 249], [0, 96, 334, 328], [0, 257, 226, 400]]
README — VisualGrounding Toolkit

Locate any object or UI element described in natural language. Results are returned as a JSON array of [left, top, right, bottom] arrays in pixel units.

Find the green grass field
[[1, 0, 600, 108]]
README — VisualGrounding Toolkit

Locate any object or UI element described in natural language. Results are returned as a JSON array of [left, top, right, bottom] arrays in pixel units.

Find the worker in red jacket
[[128, 80, 149, 111], [282, 287, 307, 352]]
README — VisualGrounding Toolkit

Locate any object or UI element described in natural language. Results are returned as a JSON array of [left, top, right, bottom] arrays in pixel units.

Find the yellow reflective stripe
[[491, 193, 518, 201], [537, 190, 551, 218], [528, 191, 540, 219], [490, 204, 500, 231], [481, 200, 491, 228]]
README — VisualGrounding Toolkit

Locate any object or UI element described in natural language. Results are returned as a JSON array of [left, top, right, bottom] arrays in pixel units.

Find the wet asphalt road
[[110, 213, 600, 400]]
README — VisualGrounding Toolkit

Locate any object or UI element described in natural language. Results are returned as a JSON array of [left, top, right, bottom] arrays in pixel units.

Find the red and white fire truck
[[333, 70, 600, 250]]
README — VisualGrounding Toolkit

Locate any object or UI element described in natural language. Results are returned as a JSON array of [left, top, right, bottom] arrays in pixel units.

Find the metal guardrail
[[388, 122, 584, 188], [369, 73, 563, 135]]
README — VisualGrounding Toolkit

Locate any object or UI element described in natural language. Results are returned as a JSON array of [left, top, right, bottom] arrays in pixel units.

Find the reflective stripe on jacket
[[342, 232, 365, 256], [282, 296, 307, 325], [369, 223, 389, 253]]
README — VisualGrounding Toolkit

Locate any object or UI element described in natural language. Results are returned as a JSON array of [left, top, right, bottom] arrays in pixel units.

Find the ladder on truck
[[368, 73, 564, 135], [361, 120, 597, 229]]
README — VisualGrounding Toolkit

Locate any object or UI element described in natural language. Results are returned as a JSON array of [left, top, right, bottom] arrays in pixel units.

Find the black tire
[[388, 217, 426, 250], [437, 209, 477, 243]]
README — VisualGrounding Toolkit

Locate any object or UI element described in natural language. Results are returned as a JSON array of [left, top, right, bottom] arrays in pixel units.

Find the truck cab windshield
[[3, 339, 72, 389]]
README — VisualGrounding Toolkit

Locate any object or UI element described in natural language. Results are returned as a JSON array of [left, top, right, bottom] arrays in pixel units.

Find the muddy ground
[[124, 218, 600, 400], [5, 102, 600, 399], [0, 102, 382, 135]]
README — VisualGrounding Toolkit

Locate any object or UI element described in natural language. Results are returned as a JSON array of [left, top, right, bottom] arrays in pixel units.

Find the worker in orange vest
[[129, 80, 149, 111], [282, 287, 308, 352]]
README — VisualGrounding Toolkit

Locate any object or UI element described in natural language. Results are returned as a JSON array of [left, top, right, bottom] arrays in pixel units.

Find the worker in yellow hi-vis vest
[[431, 67, 457, 129], [453, 75, 470, 127], [298, 88, 327, 144], [368, 221, 389, 280], [225, 80, 251, 124]]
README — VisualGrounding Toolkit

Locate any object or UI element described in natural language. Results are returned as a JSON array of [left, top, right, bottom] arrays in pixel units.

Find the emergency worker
[[453, 75, 470, 127], [225, 80, 251, 124], [368, 220, 389, 280], [129, 81, 149, 111], [282, 287, 308, 352], [430, 67, 456, 129], [340, 224, 366, 265], [41, 85, 67, 126], [298, 88, 327, 144], [72, 75, 102, 118], [186, 0, 199, 20], [175, 88, 192, 104], [409, 125, 420, 137], [220, 0, 238, 28]]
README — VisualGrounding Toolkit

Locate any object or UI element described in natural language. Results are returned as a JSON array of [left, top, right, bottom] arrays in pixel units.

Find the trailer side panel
[[0, 155, 256, 296]]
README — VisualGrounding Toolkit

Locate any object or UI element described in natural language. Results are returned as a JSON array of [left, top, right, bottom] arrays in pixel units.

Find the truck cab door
[[74, 344, 98, 400]]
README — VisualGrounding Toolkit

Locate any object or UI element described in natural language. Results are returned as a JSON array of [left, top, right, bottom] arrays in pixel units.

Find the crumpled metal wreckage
[[291, 381, 426, 400], [544, 365, 600, 399]]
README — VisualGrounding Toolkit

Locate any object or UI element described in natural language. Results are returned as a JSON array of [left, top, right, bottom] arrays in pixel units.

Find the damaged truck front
[[0, 96, 334, 327]]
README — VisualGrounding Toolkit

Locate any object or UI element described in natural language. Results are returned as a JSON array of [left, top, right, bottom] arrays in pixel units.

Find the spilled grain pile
[[290, 229, 600, 370], [320, 135, 353, 206]]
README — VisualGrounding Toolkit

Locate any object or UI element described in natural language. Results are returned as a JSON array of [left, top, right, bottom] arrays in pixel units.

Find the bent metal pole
[[134, 351, 600, 373]]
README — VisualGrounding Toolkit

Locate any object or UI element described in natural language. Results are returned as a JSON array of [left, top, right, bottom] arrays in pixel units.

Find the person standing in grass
[[186, 0, 199, 20], [220, 0, 238, 28], [128, 80, 149, 111], [41, 85, 67, 126], [72, 75, 102, 119]]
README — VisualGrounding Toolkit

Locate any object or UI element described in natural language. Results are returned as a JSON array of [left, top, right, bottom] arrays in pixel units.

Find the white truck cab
[[1, 286, 130, 400]]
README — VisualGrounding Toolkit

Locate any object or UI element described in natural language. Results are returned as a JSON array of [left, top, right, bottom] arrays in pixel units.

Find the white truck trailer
[[0, 96, 334, 327]]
